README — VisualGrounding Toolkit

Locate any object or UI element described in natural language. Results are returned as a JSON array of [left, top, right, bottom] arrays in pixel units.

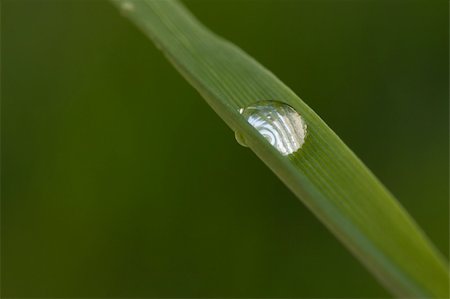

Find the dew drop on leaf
[[234, 131, 248, 148], [237, 101, 307, 156]]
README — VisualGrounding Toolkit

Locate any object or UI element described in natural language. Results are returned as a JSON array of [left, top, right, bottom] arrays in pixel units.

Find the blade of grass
[[111, 0, 449, 297]]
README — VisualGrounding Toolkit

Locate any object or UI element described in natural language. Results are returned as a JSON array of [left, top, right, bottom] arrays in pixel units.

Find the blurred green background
[[1, 0, 448, 297]]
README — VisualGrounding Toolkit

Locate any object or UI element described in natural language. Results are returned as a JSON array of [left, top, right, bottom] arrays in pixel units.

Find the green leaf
[[111, 0, 448, 297]]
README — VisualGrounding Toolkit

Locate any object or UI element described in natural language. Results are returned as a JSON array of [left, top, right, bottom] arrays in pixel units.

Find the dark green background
[[2, 0, 448, 297]]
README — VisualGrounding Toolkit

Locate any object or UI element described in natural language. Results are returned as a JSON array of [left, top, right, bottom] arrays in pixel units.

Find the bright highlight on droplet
[[236, 101, 307, 156]]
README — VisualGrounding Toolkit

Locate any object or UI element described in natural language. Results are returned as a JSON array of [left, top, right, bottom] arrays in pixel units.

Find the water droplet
[[234, 131, 248, 148], [237, 101, 307, 156], [120, 1, 135, 14]]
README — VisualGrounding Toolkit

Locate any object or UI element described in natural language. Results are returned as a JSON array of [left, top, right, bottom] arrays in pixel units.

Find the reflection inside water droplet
[[237, 101, 307, 156]]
